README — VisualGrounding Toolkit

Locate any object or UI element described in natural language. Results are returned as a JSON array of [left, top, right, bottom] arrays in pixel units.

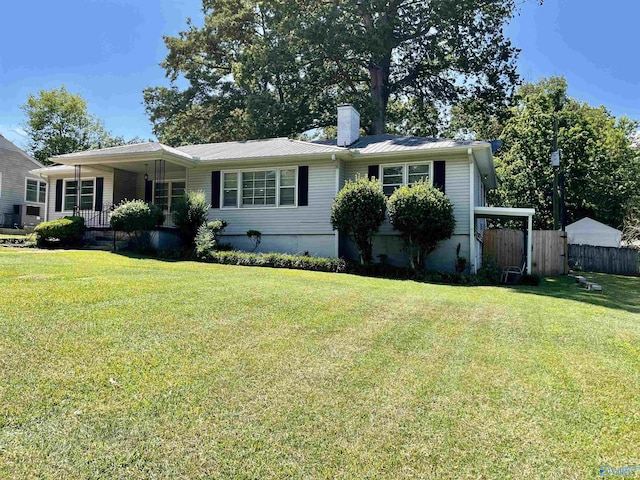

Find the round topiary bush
[[331, 175, 387, 263], [387, 180, 456, 269], [110, 200, 164, 246]]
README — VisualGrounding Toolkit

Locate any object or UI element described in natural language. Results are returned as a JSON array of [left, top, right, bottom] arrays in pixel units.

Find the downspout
[[333, 154, 339, 258], [468, 148, 476, 274]]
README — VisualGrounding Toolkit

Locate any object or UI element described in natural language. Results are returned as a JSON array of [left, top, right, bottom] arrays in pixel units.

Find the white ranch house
[[31, 106, 534, 273]]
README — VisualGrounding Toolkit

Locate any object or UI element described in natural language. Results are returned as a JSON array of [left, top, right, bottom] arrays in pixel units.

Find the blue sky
[[1, 0, 638, 148]]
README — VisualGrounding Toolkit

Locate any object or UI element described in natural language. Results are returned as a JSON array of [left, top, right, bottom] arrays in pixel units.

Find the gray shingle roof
[[176, 137, 344, 161], [314, 135, 486, 154], [0, 134, 43, 168], [53, 142, 193, 160], [45, 134, 492, 165]]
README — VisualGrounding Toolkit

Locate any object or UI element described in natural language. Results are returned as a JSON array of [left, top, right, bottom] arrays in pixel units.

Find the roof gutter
[[52, 150, 197, 168]]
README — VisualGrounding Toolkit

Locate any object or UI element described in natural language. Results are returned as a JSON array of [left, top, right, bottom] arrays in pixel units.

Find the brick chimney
[[337, 104, 360, 147]]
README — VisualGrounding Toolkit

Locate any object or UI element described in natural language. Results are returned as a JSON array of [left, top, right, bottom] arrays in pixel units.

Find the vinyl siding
[[135, 168, 187, 200], [337, 158, 346, 191], [46, 172, 114, 222], [344, 152, 471, 235], [0, 146, 45, 225], [474, 161, 487, 234], [113, 168, 137, 204], [187, 158, 336, 235]]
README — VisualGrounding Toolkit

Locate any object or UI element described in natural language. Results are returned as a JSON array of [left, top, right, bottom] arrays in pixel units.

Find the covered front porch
[[83, 160, 188, 228], [31, 143, 196, 229]]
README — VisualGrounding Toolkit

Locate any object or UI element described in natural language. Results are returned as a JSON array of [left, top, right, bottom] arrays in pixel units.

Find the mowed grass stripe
[[0, 249, 638, 479]]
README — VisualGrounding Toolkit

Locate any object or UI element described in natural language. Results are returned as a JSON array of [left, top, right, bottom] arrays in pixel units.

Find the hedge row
[[197, 250, 497, 285], [200, 250, 347, 273]]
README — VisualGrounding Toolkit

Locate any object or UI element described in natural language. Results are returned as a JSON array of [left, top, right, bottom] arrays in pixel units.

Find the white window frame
[[381, 160, 433, 195], [153, 179, 186, 213], [25, 178, 47, 204], [220, 166, 298, 209], [63, 178, 96, 212]]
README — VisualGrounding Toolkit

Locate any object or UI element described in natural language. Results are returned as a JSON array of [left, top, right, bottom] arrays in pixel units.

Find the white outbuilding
[[565, 217, 622, 247]]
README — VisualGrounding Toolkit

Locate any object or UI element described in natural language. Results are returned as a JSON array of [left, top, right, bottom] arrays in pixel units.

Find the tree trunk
[[369, 58, 391, 135]]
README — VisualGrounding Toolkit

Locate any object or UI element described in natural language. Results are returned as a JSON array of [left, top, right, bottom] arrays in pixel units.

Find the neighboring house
[[0, 134, 47, 228], [566, 217, 622, 248], [31, 105, 534, 272]]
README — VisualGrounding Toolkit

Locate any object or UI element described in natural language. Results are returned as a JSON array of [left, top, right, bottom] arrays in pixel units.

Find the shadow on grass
[[506, 273, 640, 315], [111, 249, 187, 263], [109, 250, 640, 314]]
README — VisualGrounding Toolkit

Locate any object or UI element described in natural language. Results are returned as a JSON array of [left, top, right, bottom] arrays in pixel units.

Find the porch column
[[527, 214, 533, 274], [74, 165, 82, 214]]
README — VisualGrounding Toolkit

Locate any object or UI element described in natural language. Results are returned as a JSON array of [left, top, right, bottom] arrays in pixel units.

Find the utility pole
[[552, 114, 560, 231]]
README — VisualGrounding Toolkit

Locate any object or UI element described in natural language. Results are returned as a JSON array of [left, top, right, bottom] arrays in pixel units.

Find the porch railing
[[73, 203, 114, 228], [72, 202, 175, 229]]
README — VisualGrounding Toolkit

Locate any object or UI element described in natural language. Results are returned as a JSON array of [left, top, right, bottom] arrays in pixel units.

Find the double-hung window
[[25, 179, 47, 203], [64, 179, 94, 211], [381, 162, 432, 196], [222, 168, 297, 208], [154, 180, 186, 212]]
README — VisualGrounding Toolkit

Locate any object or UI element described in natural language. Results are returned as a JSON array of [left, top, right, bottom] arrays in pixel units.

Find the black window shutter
[[55, 179, 63, 212], [144, 180, 153, 203], [434, 161, 446, 193], [368, 165, 379, 180], [298, 166, 309, 206], [211, 171, 221, 208], [94, 177, 104, 211]]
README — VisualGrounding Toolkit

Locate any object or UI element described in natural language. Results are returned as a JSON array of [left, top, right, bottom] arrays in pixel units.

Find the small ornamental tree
[[331, 175, 387, 263], [171, 190, 210, 247], [388, 181, 456, 270]]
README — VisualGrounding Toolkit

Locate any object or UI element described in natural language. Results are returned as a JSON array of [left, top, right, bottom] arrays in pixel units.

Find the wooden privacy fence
[[483, 229, 566, 276], [568, 244, 640, 276]]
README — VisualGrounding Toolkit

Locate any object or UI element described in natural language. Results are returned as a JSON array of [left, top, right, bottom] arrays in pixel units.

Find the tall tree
[[21, 86, 132, 164], [491, 77, 640, 229], [144, 0, 523, 145]]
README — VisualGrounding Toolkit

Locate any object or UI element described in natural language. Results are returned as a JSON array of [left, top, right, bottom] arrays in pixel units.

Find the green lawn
[[0, 234, 28, 240], [0, 249, 639, 479]]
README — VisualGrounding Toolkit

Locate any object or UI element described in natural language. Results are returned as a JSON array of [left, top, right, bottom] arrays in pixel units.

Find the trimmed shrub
[[202, 251, 347, 273], [171, 190, 210, 247], [387, 180, 456, 269], [477, 255, 502, 285], [110, 200, 164, 246], [331, 175, 387, 263], [34, 216, 86, 247], [194, 219, 228, 259]]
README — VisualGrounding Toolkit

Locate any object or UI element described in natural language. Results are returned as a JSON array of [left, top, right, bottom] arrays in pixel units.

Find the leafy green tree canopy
[[21, 86, 139, 164], [490, 76, 640, 229], [144, 0, 523, 145]]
